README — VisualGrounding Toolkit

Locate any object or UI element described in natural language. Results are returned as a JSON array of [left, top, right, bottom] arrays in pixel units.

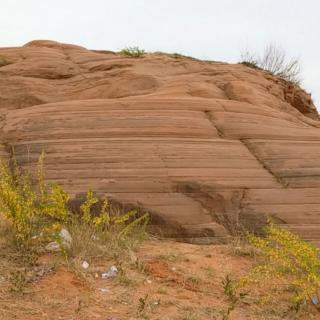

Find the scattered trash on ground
[[102, 265, 118, 278], [82, 261, 89, 269]]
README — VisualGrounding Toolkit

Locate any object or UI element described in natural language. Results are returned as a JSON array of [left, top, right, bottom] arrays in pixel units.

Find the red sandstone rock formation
[[0, 40, 319, 244]]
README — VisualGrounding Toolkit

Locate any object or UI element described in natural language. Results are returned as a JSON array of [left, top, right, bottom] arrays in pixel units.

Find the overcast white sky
[[1, 0, 319, 107]]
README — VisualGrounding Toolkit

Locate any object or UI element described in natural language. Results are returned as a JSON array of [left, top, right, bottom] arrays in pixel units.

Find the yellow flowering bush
[[0, 154, 69, 247], [80, 189, 149, 239], [239, 219, 320, 311], [0, 153, 149, 252]]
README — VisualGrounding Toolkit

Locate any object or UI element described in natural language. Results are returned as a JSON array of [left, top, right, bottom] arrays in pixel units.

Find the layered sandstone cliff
[[0, 40, 319, 244]]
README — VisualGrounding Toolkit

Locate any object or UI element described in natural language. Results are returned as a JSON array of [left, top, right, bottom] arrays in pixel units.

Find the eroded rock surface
[[0, 40, 319, 244]]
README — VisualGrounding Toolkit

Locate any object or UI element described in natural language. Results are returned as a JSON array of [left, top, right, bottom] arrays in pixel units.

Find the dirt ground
[[0, 239, 320, 320]]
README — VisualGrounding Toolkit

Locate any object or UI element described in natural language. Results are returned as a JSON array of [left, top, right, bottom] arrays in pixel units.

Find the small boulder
[[45, 228, 72, 252], [60, 228, 72, 248]]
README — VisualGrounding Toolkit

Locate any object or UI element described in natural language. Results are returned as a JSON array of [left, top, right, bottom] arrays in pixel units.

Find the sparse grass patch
[[229, 236, 257, 257], [201, 265, 215, 278], [222, 274, 239, 301], [157, 251, 186, 263], [0, 56, 11, 67], [240, 60, 260, 69], [203, 306, 225, 319], [169, 53, 198, 61], [136, 294, 161, 318], [154, 51, 199, 61], [156, 287, 168, 295], [204, 59, 219, 64], [179, 306, 200, 320], [186, 274, 201, 285], [0, 223, 56, 294], [132, 257, 148, 274], [120, 46, 145, 58]]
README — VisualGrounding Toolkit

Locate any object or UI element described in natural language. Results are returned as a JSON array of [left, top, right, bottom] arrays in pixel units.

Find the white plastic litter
[[82, 261, 89, 269], [101, 265, 118, 278]]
